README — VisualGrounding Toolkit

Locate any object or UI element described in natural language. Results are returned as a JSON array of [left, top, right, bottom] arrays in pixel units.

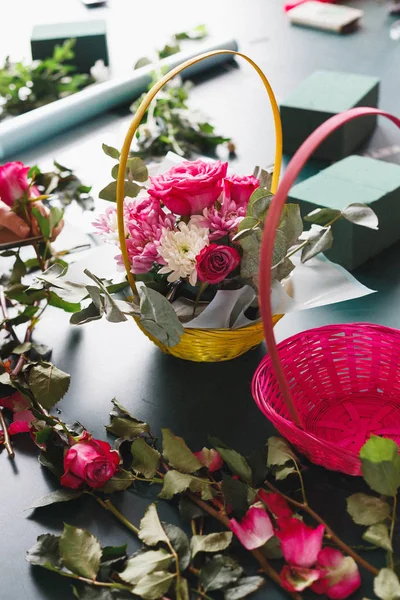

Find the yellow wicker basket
[[116, 50, 283, 362]]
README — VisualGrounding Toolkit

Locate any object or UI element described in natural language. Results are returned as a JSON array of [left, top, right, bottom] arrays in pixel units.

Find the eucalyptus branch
[[264, 480, 379, 576]]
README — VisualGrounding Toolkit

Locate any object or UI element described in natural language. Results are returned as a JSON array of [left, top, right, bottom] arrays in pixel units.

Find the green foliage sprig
[[0, 39, 92, 120]]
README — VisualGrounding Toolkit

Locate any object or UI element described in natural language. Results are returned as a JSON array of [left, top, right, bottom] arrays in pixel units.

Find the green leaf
[[162, 428, 201, 473], [29, 489, 83, 509], [178, 496, 207, 522], [119, 549, 171, 585], [132, 571, 175, 600], [12, 342, 32, 355], [360, 435, 400, 496], [26, 533, 61, 568], [363, 523, 393, 552], [162, 523, 191, 570], [99, 181, 118, 202], [9, 254, 27, 285], [70, 302, 101, 324], [102, 143, 120, 160], [131, 438, 160, 479], [221, 474, 250, 517], [49, 291, 81, 313], [99, 469, 134, 493], [224, 576, 265, 599], [263, 535, 283, 559], [342, 203, 379, 230], [29, 362, 70, 410], [139, 287, 184, 348], [304, 207, 341, 225], [72, 586, 121, 600], [7, 305, 39, 326], [191, 532, 232, 558], [159, 470, 213, 500], [59, 524, 102, 580], [374, 568, 400, 600], [49, 206, 64, 231], [301, 226, 333, 263], [275, 465, 297, 480], [175, 577, 190, 600], [83, 270, 128, 323], [107, 398, 150, 439], [32, 206, 50, 238], [209, 437, 252, 484], [28, 165, 41, 179], [346, 493, 391, 526], [138, 504, 169, 547], [134, 57, 152, 69], [200, 555, 243, 592], [267, 437, 296, 467], [175, 24, 208, 40]]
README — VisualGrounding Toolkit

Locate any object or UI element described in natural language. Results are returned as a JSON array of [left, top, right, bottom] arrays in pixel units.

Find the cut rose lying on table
[[91, 149, 378, 346]]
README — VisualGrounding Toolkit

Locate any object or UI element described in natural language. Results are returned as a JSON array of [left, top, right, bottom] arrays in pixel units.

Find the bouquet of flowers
[[92, 148, 377, 361]]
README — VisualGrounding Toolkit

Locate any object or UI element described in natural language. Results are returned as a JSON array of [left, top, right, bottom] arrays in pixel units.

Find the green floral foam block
[[288, 155, 400, 270], [281, 70, 380, 160]]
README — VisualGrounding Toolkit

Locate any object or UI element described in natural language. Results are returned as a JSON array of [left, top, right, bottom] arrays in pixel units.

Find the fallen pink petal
[[194, 447, 223, 472], [312, 548, 361, 599], [229, 503, 274, 550], [276, 517, 325, 567], [280, 565, 321, 592], [8, 410, 35, 435], [257, 489, 293, 519]]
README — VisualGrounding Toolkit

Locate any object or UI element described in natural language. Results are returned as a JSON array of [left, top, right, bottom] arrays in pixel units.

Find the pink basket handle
[[259, 107, 400, 428]]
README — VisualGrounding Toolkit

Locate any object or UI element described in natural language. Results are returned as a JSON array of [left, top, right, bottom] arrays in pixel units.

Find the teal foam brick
[[288, 155, 400, 270], [280, 71, 380, 160]]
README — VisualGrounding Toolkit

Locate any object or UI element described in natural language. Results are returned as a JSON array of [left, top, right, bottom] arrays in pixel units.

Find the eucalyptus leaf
[[301, 226, 333, 263], [304, 207, 341, 225], [99, 181, 118, 202], [131, 438, 160, 479], [346, 493, 391, 526], [70, 302, 102, 325], [102, 144, 120, 160], [363, 523, 392, 552], [191, 532, 232, 558], [59, 524, 102, 580], [342, 203, 379, 229], [278, 204, 303, 248], [139, 287, 184, 347]]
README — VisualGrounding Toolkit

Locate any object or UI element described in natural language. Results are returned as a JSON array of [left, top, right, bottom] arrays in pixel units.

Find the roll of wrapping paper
[[0, 38, 238, 159]]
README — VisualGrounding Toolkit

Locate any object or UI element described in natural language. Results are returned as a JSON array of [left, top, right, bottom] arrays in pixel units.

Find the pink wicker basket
[[252, 107, 400, 476]]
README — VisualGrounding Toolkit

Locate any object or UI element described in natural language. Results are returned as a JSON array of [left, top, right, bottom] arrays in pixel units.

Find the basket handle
[[116, 49, 283, 295], [259, 107, 400, 428]]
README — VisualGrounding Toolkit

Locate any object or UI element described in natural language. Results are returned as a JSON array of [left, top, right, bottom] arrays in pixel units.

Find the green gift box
[[31, 20, 109, 74], [280, 70, 380, 160], [288, 155, 400, 270]]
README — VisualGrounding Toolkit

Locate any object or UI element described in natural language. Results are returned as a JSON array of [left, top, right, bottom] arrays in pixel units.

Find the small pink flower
[[311, 548, 361, 599], [280, 565, 321, 592], [257, 490, 293, 519], [194, 448, 223, 472], [229, 504, 274, 550], [192, 196, 247, 241], [276, 518, 325, 568], [92, 205, 120, 242], [224, 174, 259, 206], [148, 159, 227, 216], [0, 161, 39, 206]]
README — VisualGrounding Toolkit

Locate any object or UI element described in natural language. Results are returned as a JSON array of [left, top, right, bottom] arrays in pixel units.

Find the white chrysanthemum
[[158, 221, 209, 286]]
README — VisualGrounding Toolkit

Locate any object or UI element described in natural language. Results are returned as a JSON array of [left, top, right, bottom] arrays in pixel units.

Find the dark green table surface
[[1, 1, 400, 599]]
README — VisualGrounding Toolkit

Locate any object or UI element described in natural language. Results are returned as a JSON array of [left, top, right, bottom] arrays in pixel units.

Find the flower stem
[[50, 567, 132, 590], [264, 481, 378, 576], [191, 589, 214, 600], [0, 408, 14, 458], [389, 494, 397, 570], [94, 497, 139, 536], [186, 492, 303, 600]]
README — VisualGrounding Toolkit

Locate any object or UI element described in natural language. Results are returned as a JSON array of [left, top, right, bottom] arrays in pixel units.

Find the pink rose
[[61, 437, 120, 490], [148, 159, 228, 216], [194, 447, 223, 472], [224, 174, 259, 207], [196, 244, 240, 284], [0, 161, 38, 207]]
